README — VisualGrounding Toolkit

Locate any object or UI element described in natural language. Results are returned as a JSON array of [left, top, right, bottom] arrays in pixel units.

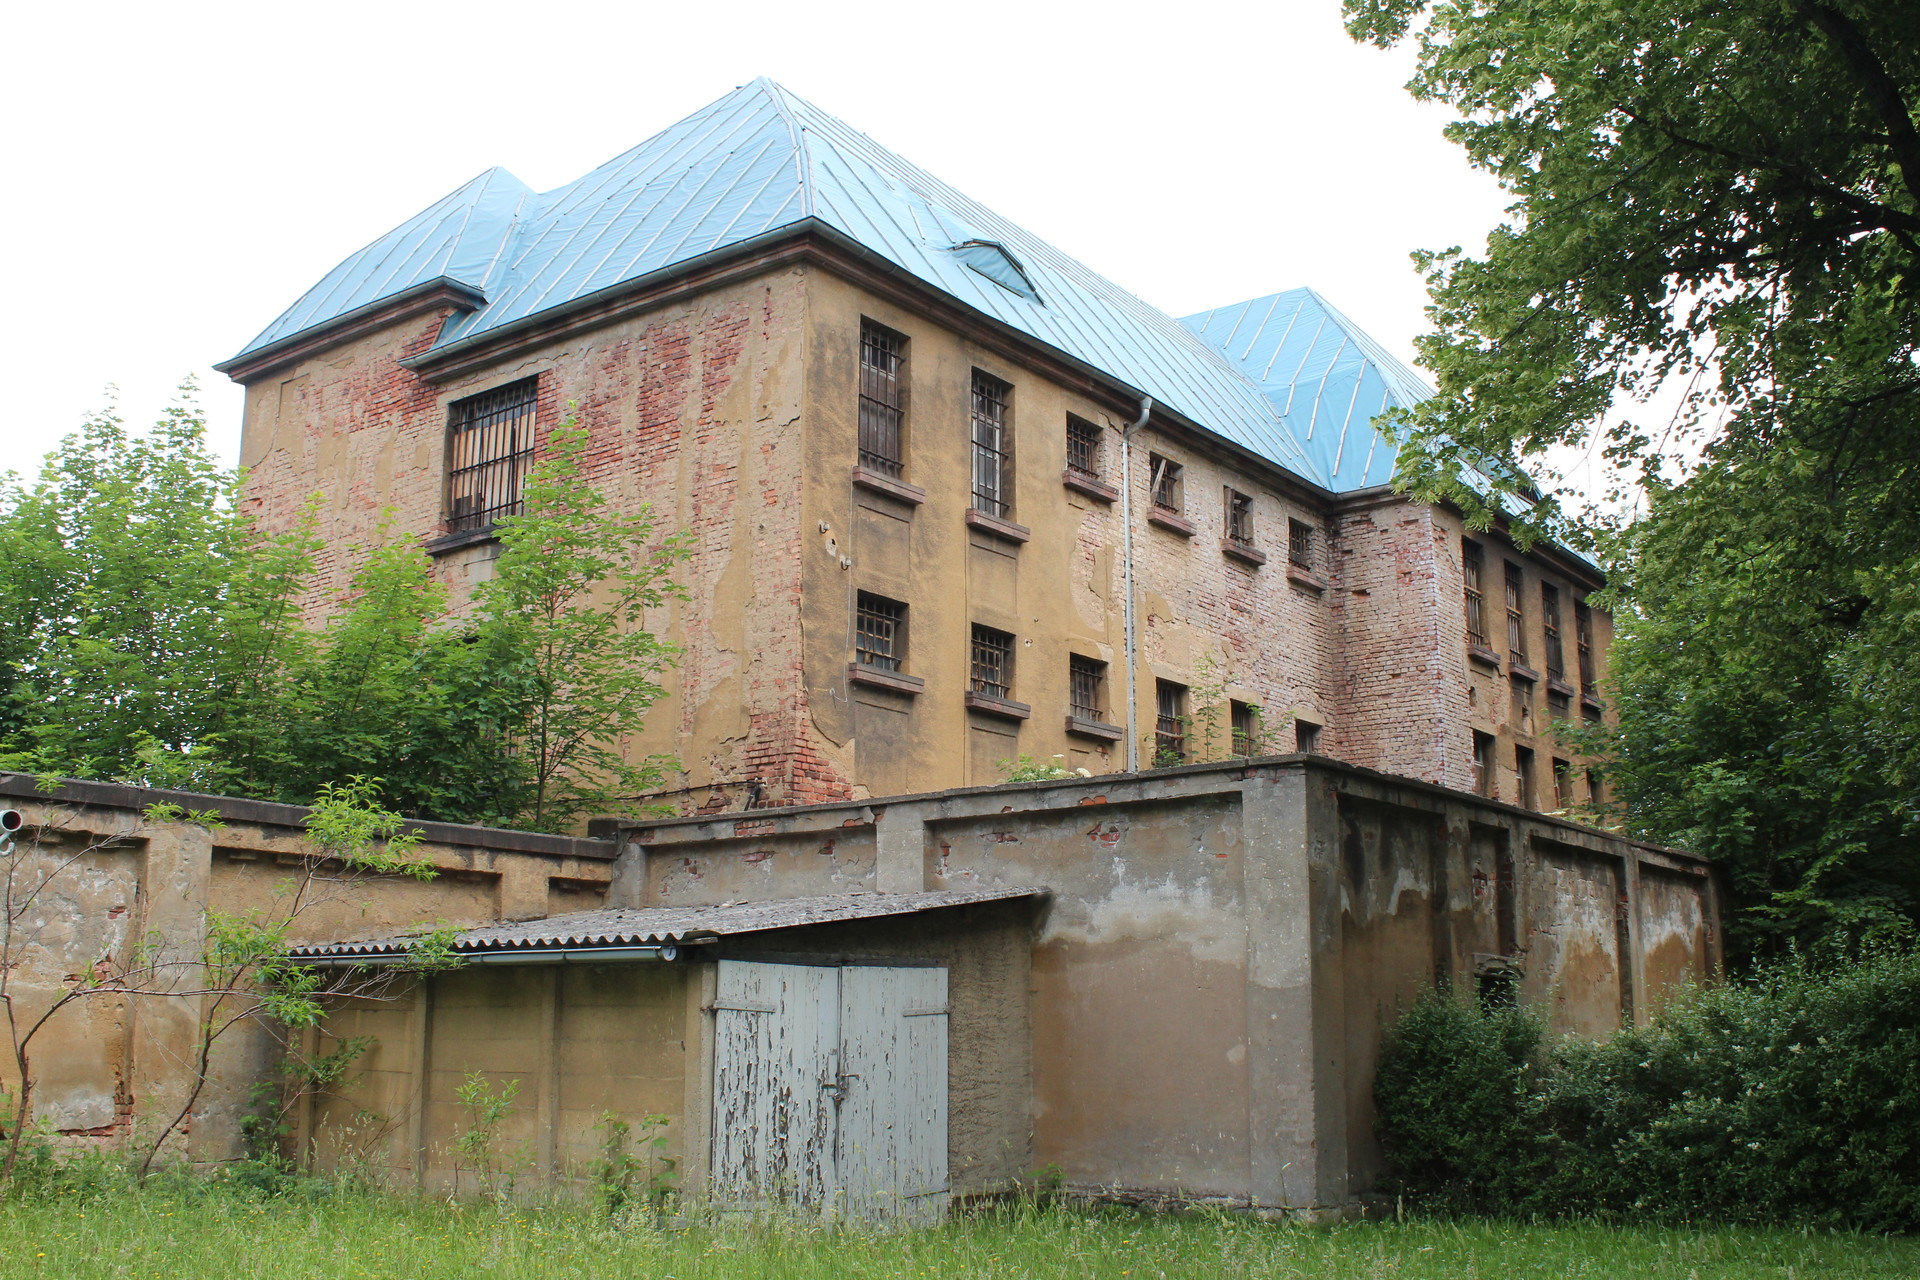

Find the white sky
[[1, 0, 1517, 486]]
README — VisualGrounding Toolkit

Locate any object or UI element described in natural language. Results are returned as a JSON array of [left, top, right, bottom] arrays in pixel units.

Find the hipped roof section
[[225, 78, 1433, 494], [286, 887, 1044, 959]]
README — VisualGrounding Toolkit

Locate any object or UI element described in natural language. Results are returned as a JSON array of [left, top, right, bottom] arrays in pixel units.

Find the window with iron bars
[[1472, 731, 1496, 798], [1069, 654, 1106, 722], [1289, 519, 1316, 569], [446, 378, 538, 534], [1149, 453, 1183, 512], [1463, 540, 1488, 649], [1155, 679, 1188, 763], [1231, 700, 1260, 755], [858, 321, 907, 476], [1505, 562, 1528, 665], [1575, 599, 1596, 694], [1225, 489, 1255, 548], [1541, 582, 1565, 682], [1066, 416, 1102, 480], [855, 593, 906, 672], [971, 371, 1012, 518], [969, 625, 1014, 699]]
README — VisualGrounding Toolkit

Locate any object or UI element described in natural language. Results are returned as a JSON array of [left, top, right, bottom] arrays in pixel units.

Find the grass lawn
[[0, 1188, 1915, 1279]]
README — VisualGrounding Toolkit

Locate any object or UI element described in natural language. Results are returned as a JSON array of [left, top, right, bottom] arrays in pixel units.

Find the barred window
[[969, 625, 1014, 699], [1463, 540, 1488, 649], [1575, 599, 1596, 694], [1505, 562, 1528, 666], [971, 371, 1012, 518], [1542, 582, 1565, 681], [1472, 731, 1496, 798], [1066, 416, 1102, 480], [1069, 654, 1107, 722], [1225, 489, 1255, 547], [855, 593, 906, 671], [1149, 454, 1183, 512], [1155, 679, 1188, 763], [1548, 689, 1571, 720], [446, 379, 538, 534], [1231, 700, 1260, 755], [858, 321, 907, 476], [1289, 519, 1315, 569]]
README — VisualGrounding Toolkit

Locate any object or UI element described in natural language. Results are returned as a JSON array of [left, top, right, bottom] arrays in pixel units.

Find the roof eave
[[215, 276, 488, 385]]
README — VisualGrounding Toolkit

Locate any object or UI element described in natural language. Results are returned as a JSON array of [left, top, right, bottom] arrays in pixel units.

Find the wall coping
[[0, 773, 618, 861]]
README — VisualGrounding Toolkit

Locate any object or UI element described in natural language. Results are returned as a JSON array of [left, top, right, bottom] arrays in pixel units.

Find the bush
[[1375, 944, 1920, 1230]]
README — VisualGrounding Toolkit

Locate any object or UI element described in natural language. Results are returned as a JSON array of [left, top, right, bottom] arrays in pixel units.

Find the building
[[216, 80, 1609, 817]]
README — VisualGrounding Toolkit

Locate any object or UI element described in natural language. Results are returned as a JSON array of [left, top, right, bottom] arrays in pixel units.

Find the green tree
[[1347, 0, 1920, 960]]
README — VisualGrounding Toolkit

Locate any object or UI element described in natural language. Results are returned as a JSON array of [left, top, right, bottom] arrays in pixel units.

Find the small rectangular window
[[858, 321, 907, 476], [969, 625, 1014, 700], [1066, 416, 1102, 480], [970, 370, 1013, 518], [1547, 689, 1570, 720], [1553, 757, 1573, 809], [855, 593, 907, 672], [1515, 745, 1536, 810], [1575, 598, 1596, 694], [1587, 767, 1605, 807], [1463, 539, 1488, 649], [1472, 731, 1496, 798], [1288, 519, 1316, 569], [446, 378, 539, 533], [1542, 582, 1565, 682], [1149, 454, 1184, 513], [1231, 700, 1260, 755], [1155, 679, 1188, 764], [1296, 719, 1322, 753], [1225, 489, 1255, 548], [1505, 562, 1528, 666], [1069, 654, 1107, 722]]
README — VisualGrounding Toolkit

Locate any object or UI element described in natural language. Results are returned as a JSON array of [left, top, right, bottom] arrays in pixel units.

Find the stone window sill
[[965, 508, 1031, 544], [1065, 714, 1123, 741], [964, 691, 1031, 721], [424, 526, 500, 556], [1148, 507, 1194, 537], [1581, 692, 1604, 713], [1509, 660, 1541, 684], [1468, 644, 1503, 670], [851, 466, 926, 506], [1546, 676, 1577, 698], [1062, 470, 1118, 503], [848, 663, 924, 696], [1222, 540, 1267, 568], [1286, 564, 1327, 592]]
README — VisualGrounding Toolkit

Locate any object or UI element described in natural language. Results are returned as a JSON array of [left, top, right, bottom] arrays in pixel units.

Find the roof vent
[[951, 240, 1042, 303]]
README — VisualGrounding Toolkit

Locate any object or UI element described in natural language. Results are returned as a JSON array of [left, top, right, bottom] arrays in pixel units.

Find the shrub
[[1374, 944, 1920, 1230]]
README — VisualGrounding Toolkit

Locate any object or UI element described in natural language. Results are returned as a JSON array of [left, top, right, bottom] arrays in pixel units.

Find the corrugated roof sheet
[[230, 78, 1432, 492], [287, 887, 1044, 958]]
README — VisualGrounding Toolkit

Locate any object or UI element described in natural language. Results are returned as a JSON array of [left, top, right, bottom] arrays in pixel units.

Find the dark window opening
[[1225, 489, 1255, 548], [1553, 757, 1573, 809], [1477, 968, 1518, 1010], [858, 321, 907, 476], [1231, 700, 1260, 755], [1289, 519, 1316, 570], [1296, 719, 1322, 753], [969, 625, 1014, 699], [1472, 731, 1496, 798], [1069, 654, 1107, 722], [1548, 689, 1570, 721], [855, 593, 906, 672], [1149, 454, 1183, 513], [1575, 599, 1596, 694], [446, 378, 538, 534], [1542, 582, 1565, 682], [1515, 745, 1536, 810], [970, 371, 1012, 518], [1066, 416, 1102, 480], [1505, 562, 1528, 666], [1463, 539, 1488, 649], [1155, 679, 1188, 764], [1587, 768, 1605, 807]]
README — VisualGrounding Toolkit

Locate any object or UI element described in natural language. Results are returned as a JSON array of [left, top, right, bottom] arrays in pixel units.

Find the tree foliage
[[1346, 0, 1920, 959], [0, 399, 687, 833]]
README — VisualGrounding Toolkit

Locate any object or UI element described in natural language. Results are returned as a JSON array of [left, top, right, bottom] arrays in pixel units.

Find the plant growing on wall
[[451, 1069, 522, 1201]]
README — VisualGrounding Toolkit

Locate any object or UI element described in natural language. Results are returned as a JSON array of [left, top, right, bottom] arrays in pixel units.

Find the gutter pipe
[[1119, 396, 1153, 772], [295, 944, 686, 969]]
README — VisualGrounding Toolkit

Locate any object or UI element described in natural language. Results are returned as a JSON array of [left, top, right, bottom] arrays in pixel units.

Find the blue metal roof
[[231, 79, 1431, 494]]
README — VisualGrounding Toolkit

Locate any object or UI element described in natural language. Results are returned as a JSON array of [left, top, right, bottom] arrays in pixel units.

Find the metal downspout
[[1119, 396, 1153, 772]]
